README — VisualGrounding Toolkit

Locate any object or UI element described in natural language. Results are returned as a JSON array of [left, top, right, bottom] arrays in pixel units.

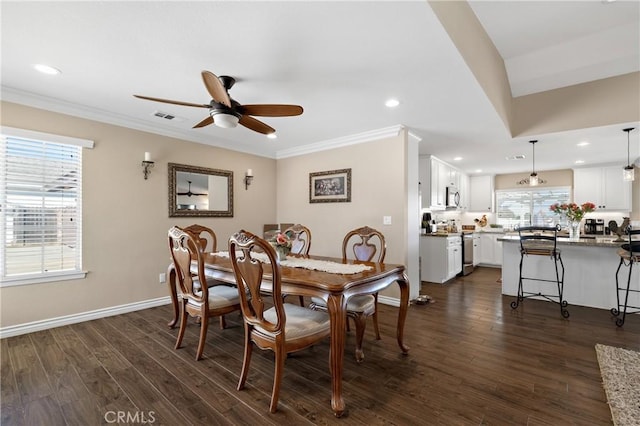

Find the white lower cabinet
[[478, 233, 503, 266], [420, 235, 462, 283]]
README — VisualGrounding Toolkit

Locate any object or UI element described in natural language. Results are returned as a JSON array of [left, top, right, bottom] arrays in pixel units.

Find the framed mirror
[[168, 162, 233, 217]]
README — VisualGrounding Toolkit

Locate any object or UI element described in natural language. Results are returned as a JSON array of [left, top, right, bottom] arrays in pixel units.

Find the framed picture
[[309, 168, 351, 203]]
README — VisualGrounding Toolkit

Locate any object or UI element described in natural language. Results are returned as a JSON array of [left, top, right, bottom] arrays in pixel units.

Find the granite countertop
[[498, 234, 632, 248], [421, 232, 462, 237]]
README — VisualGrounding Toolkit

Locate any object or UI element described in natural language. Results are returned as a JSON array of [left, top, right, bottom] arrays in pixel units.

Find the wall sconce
[[244, 168, 254, 190], [142, 152, 155, 180]]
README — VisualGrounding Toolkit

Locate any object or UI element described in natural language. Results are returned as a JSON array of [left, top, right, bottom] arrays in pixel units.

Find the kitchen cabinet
[[420, 155, 468, 211], [420, 235, 462, 283], [469, 175, 494, 212], [419, 156, 446, 210], [478, 233, 502, 266], [459, 173, 470, 210], [573, 166, 632, 211]]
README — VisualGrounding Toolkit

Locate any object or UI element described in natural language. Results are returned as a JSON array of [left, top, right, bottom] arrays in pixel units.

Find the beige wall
[[276, 134, 409, 300], [428, 0, 513, 132], [494, 169, 573, 191], [513, 72, 640, 137], [0, 101, 277, 327]]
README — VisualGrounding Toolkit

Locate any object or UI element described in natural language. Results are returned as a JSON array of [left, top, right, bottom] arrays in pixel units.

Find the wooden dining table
[[166, 253, 411, 417]]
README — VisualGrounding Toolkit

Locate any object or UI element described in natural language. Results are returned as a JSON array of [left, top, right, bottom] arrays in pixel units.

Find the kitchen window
[[495, 187, 571, 229], [0, 127, 93, 286]]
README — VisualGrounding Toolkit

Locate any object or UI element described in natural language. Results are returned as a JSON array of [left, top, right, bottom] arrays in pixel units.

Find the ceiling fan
[[177, 181, 207, 197], [134, 71, 303, 135]]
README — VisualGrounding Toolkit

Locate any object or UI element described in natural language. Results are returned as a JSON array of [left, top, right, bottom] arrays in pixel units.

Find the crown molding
[[1, 87, 275, 158], [276, 125, 405, 159]]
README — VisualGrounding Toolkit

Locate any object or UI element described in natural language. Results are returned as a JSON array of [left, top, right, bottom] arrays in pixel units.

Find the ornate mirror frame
[[168, 162, 234, 217]]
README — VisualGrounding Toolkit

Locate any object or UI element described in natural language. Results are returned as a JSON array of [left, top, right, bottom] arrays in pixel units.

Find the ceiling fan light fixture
[[623, 127, 635, 182], [267, 133, 277, 139], [211, 112, 239, 128]]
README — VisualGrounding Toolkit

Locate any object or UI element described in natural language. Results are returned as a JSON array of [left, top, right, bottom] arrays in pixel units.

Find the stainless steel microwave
[[446, 186, 460, 208]]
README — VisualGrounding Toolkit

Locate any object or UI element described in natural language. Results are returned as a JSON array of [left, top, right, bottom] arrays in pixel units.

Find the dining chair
[[310, 225, 385, 362], [283, 224, 312, 306], [181, 224, 231, 329], [169, 226, 241, 361], [228, 230, 330, 413]]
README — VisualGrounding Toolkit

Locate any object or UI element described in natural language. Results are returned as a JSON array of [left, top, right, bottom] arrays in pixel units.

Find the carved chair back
[[283, 224, 312, 255], [342, 226, 386, 262]]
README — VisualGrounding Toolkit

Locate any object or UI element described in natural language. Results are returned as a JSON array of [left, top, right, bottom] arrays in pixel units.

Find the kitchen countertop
[[498, 234, 633, 248], [421, 232, 461, 237]]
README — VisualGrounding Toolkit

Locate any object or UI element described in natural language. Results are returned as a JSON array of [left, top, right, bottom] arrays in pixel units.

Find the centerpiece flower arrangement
[[270, 232, 292, 260], [549, 202, 596, 222], [549, 202, 596, 240]]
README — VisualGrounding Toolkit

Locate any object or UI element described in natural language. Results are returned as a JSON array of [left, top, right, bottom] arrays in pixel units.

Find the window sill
[[1, 271, 88, 287]]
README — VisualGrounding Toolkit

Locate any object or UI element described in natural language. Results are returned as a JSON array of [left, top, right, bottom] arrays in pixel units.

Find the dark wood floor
[[2, 266, 639, 425]]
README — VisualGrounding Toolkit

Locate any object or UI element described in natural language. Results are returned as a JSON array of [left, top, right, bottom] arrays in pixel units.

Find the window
[[495, 187, 571, 229], [0, 127, 93, 286]]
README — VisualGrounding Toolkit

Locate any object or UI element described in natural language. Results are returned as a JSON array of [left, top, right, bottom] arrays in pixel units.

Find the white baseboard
[[0, 296, 172, 339], [378, 295, 401, 307]]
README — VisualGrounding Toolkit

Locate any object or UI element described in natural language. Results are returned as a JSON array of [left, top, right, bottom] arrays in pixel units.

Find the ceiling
[[1, 1, 639, 176]]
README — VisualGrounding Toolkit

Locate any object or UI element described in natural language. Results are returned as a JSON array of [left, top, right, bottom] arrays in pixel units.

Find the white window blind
[[496, 187, 571, 229], [0, 127, 93, 285]]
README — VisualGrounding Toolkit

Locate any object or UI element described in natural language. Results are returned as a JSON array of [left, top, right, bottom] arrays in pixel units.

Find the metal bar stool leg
[[554, 254, 569, 318], [612, 260, 634, 327], [510, 251, 526, 310]]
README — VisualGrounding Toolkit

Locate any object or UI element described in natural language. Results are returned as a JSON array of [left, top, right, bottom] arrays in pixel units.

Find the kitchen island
[[500, 235, 639, 311]]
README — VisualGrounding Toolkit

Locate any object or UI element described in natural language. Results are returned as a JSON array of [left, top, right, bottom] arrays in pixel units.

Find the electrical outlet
[[383, 216, 392, 225], [159, 273, 166, 283]]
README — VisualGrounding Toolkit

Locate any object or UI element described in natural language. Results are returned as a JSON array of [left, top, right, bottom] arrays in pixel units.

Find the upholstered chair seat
[[193, 285, 240, 309], [259, 303, 330, 339], [310, 294, 375, 313]]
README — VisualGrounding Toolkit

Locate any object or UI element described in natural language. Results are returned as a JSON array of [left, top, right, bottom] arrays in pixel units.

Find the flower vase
[[275, 246, 288, 262], [568, 221, 580, 240]]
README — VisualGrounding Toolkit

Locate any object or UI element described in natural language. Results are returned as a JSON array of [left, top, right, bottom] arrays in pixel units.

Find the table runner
[[213, 251, 373, 275]]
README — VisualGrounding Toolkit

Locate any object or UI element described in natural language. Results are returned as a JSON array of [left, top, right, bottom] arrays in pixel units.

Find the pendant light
[[529, 140, 539, 186], [623, 127, 635, 182]]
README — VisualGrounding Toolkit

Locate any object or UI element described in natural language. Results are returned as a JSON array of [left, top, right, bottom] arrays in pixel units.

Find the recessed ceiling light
[[33, 64, 61, 75], [453, 157, 462, 161], [267, 133, 277, 139], [385, 99, 400, 108], [577, 141, 590, 147], [575, 160, 585, 164], [475, 169, 482, 173]]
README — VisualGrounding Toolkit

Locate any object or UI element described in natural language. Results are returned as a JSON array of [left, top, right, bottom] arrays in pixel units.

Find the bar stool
[[510, 225, 569, 318], [611, 225, 640, 327]]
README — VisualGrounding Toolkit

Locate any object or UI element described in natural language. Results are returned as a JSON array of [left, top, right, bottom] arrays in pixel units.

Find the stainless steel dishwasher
[[459, 232, 475, 276]]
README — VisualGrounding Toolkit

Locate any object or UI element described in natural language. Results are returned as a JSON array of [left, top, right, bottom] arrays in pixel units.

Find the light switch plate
[[383, 216, 392, 225]]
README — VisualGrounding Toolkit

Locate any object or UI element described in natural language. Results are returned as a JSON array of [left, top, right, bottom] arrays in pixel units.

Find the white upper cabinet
[[469, 175, 494, 212], [573, 166, 632, 211], [420, 155, 467, 211]]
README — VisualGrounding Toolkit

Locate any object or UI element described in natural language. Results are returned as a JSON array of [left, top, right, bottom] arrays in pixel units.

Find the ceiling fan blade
[[239, 115, 275, 135], [239, 104, 304, 117], [193, 116, 214, 128], [201, 71, 231, 108], [133, 95, 209, 108]]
